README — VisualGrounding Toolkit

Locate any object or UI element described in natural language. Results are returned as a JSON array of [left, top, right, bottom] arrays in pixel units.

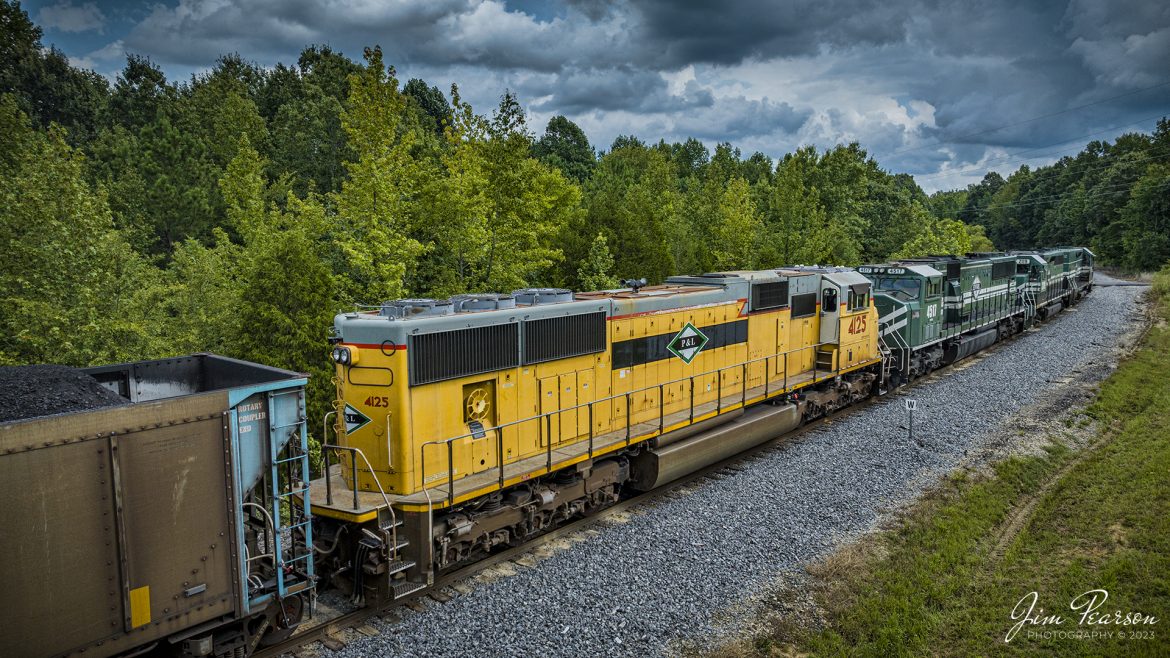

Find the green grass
[[720, 271, 1170, 658]]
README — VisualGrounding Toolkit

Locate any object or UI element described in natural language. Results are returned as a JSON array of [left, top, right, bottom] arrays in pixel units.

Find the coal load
[[0, 365, 127, 423]]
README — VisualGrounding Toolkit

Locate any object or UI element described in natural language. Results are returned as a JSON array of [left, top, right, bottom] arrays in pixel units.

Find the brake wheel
[[259, 595, 305, 646]]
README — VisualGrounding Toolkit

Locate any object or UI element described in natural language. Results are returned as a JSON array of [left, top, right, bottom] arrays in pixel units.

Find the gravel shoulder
[[329, 281, 1146, 658]]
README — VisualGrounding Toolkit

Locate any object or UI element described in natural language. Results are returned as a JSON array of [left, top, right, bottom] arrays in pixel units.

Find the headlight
[[332, 347, 351, 365]]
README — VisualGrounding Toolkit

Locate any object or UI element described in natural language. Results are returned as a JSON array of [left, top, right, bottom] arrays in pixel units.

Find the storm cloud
[[33, 0, 1170, 190]]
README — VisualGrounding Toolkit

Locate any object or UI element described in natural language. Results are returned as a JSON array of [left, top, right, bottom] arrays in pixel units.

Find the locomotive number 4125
[[848, 316, 868, 334]]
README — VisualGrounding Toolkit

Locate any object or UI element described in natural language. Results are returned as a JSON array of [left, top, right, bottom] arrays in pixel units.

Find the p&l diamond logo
[[667, 322, 709, 364], [344, 403, 371, 434]]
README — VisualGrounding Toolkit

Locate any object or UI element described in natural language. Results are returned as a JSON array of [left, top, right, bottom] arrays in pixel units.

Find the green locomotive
[[859, 248, 1093, 386], [1011, 247, 1095, 319]]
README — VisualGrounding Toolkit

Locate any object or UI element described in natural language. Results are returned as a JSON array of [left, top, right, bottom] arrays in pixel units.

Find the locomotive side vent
[[522, 312, 606, 365], [991, 261, 1014, 280], [791, 292, 817, 318], [512, 288, 573, 305], [750, 281, 790, 311], [409, 324, 519, 386]]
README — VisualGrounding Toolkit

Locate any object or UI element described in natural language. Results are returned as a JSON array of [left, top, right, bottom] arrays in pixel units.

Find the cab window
[[847, 289, 869, 311], [874, 277, 921, 302], [926, 279, 942, 298], [822, 288, 838, 311]]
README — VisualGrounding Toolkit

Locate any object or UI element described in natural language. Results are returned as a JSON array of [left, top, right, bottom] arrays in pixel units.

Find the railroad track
[[256, 327, 1019, 658]]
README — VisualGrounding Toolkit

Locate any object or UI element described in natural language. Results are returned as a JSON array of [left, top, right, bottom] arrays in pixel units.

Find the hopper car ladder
[[264, 389, 315, 607]]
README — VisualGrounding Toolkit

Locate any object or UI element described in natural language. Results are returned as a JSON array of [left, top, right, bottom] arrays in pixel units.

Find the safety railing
[[418, 336, 869, 507], [319, 417, 400, 559]]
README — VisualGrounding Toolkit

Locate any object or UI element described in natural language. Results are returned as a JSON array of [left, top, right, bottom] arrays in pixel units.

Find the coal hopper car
[[0, 354, 314, 658]]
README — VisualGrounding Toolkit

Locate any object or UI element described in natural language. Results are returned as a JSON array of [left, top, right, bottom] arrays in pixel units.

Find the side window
[[822, 288, 838, 311], [847, 290, 869, 311]]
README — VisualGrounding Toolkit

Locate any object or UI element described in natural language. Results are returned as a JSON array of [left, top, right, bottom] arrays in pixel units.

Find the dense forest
[[1, 1, 1167, 426]]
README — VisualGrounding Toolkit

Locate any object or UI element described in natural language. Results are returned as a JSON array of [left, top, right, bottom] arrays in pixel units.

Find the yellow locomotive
[[309, 267, 881, 602]]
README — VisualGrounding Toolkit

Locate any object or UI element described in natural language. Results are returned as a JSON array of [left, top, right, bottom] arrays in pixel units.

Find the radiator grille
[[791, 292, 817, 318], [409, 324, 519, 386], [522, 312, 607, 365], [750, 281, 789, 311]]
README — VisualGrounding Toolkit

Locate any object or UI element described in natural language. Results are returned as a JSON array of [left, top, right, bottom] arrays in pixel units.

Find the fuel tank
[[627, 403, 801, 491]]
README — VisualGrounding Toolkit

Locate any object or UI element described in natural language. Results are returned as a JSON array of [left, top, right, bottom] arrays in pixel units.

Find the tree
[[298, 45, 361, 105], [330, 47, 427, 303], [103, 55, 172, 132], [809, 144, 873, 262], [533, 115, 596, 183], [663, 137, 709, 182], [741, 151, 774, 186], [269, 86, 350, 195], [403, 78, 451, 137], [473, 92, 579, 291], [187, 69, 269, 166], [0, 1, 109, 143], [577, 141, 677, 283], [863, 171, 927, 261], [167, 135, 338, 431], [576, 233, 619, 291], [220, 135, 268, 239], [761, 155, 841, 266], [959, 171, 1006, 225], [928, 189, 968, 220], [0, 97, 161, 365], [124, 99, 228, 252], [232, 195, 337, 426], [164, 230, 245, 355], [710, 177, 762, 270], [410, 84, 491, 296], [893, 205, 994, 258], [1117, 163, 1170, 271]]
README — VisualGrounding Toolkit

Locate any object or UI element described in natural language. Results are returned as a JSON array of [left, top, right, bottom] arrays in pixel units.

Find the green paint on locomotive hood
[[858, 263, 945, 349]]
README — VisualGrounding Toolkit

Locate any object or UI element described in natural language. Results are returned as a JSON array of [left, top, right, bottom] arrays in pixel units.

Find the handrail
[[421, 338, 843, 451], [321, 443, 399, 560], [417, 334, 872, 506], [320, 411, 336, 495]]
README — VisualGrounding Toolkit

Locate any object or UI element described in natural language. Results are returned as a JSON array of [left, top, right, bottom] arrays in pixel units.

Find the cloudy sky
[[24, 0, 1170, 191]]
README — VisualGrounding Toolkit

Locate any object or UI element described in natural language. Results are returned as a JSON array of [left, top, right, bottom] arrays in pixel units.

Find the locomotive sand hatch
[[1, 248, 1096, 657]]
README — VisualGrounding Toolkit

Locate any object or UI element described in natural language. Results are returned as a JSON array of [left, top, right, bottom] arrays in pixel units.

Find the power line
[[911, 112, 1168, 185], [960, 177, 1169, 216], [921, 143, 1170, 198], [891, 78, 1170, 158]]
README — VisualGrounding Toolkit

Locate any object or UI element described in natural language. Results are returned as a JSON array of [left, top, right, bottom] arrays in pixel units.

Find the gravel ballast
[[0, 365, 126, 422], [337, 280, 1146, 658]]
